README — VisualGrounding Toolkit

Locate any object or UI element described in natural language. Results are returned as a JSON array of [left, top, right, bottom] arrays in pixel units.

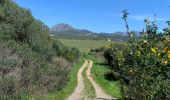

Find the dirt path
[[67, 60, 88, 100], [87, 60, 115, 100], [67, 60, 115, 100]]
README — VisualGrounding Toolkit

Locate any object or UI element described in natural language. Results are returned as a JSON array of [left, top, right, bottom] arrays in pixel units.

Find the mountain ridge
[[50, 23, 127, 35], [50, 23, 132, 41]]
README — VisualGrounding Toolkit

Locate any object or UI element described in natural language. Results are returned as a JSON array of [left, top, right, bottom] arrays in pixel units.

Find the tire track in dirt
[[68, 60, 115, 100], [87, 60, 116, 100], [67, 60, 88, 100]]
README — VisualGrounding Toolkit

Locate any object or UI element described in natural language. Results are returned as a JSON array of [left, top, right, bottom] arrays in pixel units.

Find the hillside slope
[[0, 0, 80, 99]]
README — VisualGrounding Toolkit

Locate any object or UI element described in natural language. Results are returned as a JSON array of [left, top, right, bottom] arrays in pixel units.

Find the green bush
[[104, 10, 170, 99]]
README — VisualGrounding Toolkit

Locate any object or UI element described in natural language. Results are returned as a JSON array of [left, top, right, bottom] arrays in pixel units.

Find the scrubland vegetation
[[0, 0, 80, 99]]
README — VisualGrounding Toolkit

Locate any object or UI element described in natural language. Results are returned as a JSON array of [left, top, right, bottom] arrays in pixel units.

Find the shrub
[[104, 10, 170, 99]]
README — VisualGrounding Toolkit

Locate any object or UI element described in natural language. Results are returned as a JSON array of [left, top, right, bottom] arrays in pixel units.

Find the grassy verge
[[91, 63, 122, 99], [82, 66, 95, 99], [47, 58, 85, 100]]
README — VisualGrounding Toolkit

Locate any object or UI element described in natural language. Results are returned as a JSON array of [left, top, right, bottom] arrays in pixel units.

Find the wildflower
[[168, 54, 170, 59], [136, 51, 141, 56], [162, 48, 170, 59], [161, 60, 168, 65], [143, 40, 147, 43], [157, 53, 161, 57], [151, 47, 157, 53], [168, 50, 170, 53], [130, 69, 133, 73], [163, 47, 168, 53], [165, 37, 170, 42]]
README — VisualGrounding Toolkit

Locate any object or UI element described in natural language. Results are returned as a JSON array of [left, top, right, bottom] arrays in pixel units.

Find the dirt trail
[[67, 60, 88, 100], [87, 60, 115, 100], [67, 60, 115, 100]]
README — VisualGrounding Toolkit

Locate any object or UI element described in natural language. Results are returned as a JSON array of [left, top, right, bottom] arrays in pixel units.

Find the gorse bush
[[0, 0, 81, 99], [104, 10, 170, 99]]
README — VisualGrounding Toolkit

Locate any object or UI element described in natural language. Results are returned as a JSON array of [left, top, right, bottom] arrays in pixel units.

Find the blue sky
[[15, 0, 170, 33]]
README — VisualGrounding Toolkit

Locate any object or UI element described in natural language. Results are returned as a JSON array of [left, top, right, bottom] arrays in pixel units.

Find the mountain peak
[[51, 23, 74, 32]]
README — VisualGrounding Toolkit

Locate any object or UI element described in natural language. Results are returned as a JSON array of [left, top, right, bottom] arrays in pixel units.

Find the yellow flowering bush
[[104, 10, 170, 99]]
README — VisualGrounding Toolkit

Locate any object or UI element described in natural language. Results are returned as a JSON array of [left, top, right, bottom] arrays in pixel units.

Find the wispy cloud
[[129, 15, 169, 21]]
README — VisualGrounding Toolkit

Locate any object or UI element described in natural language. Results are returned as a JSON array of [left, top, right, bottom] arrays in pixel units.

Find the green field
[[59, 39, 124, 52]]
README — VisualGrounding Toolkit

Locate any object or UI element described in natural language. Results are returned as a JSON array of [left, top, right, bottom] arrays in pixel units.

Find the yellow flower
[[163, 47, 168, 53], [161, 60, 168, 65], [151, 47, 157, 53], [157, 53, 161, 57], [136, 51, 141, 56], [163, 48, 170, 59], [168, 50, 170, 54], [168, 55, 170, 59]]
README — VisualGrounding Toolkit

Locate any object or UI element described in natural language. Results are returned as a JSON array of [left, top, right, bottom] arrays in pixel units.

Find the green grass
[[59, 39, 124, 52], [47, 58, 85, 100], [91, 63, 122, 99], [82, 66, 95, 99]]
